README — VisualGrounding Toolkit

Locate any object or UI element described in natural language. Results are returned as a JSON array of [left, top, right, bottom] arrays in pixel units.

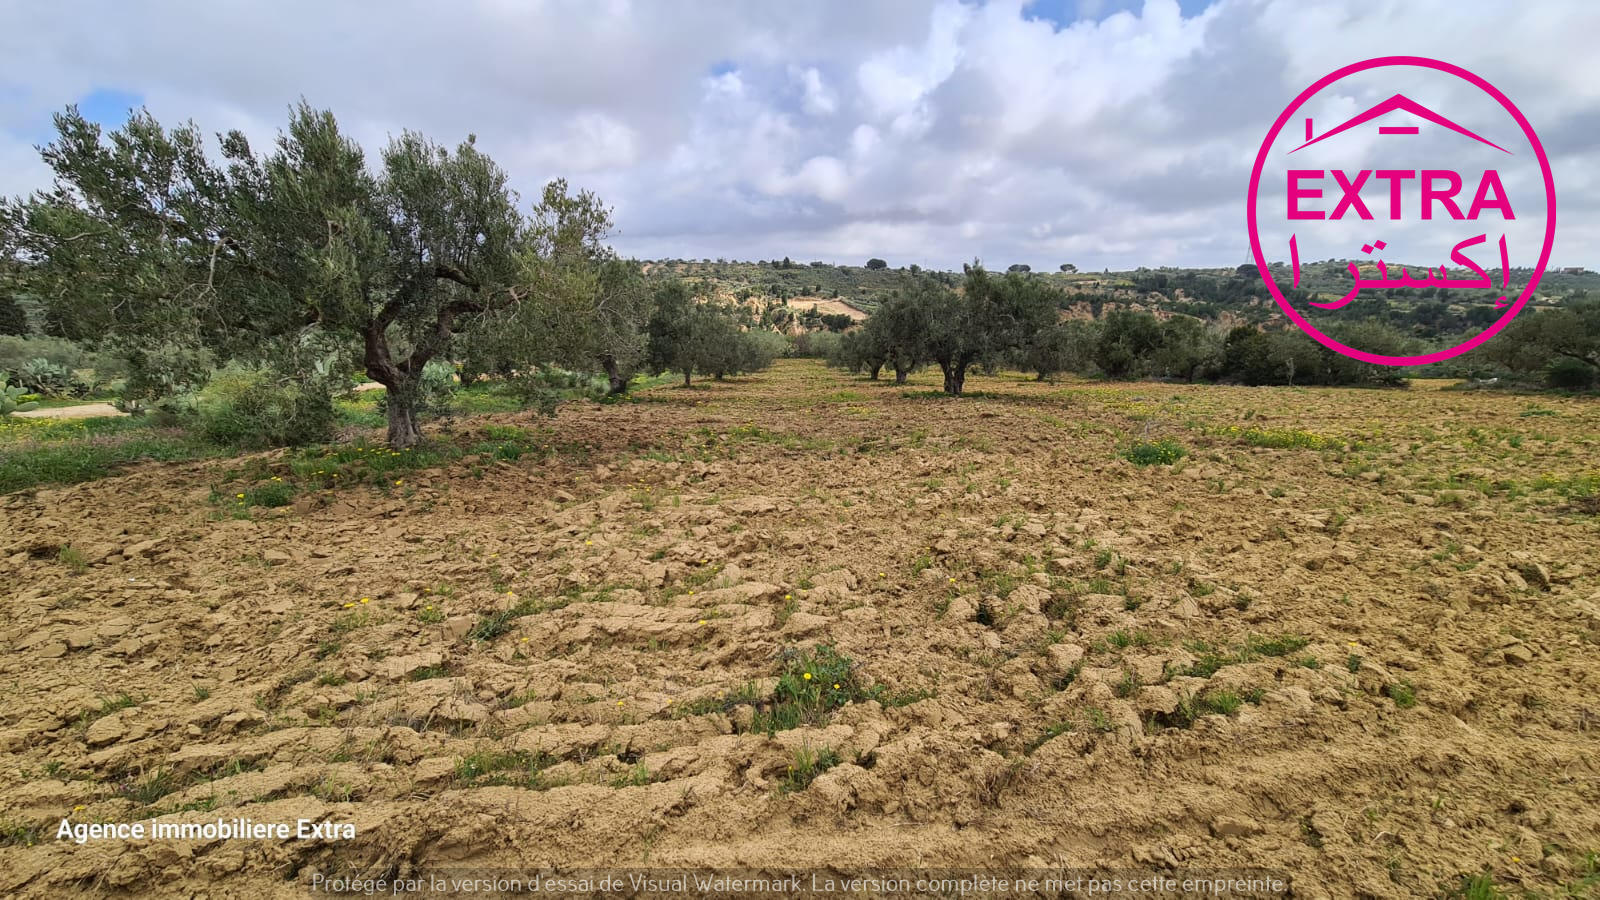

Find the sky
[[1, 0, 1595, 272]]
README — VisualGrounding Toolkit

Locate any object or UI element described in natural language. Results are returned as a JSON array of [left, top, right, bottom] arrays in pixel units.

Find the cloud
[[0, 0, 1594, 270]]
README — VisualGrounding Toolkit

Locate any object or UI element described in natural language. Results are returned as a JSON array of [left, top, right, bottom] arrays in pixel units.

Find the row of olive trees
[[0, 103, 779, 446], [828, 266, 1061, 394], [644, 281, 784, 386], [831, 269, 1413, 390]]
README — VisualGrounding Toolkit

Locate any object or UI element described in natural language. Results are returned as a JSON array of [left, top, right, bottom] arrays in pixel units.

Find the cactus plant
[[0, 376, 39, 418]]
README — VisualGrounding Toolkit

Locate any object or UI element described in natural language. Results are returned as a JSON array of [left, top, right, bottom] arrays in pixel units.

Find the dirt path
[[14, 402, 126, 420], [1, 361, 1596, 896]]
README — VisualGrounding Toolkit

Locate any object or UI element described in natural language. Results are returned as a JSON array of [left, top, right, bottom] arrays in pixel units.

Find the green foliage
[[1448, 872, 1504, 899], [1220, 324, 1407, 387], [645, 281, 781, 386], [467, 596, 541, 642], [1546, 356, 1596, 390], [1019, 318, 1098, 381], [0, 334, 102, 375], [238, 479, 295, 508], [0, 295, 26, 335], [6, 103, 624, 449], [16, 357, 81, 398], [195, 367, 337, 448], [0, 376, 38, 417], [1486, 299, 1599, 391], [911, 266, 1058, 394], [1386, 679, 1418, 709], [119, 340, 213, 403], [750, 644, 873, 735], [782, 745, 841, 792], [454, 749, 554, 788], [0, 419, 210, 494], [1122, 438, 1187, 466], [1096, 309, 1165, 379]]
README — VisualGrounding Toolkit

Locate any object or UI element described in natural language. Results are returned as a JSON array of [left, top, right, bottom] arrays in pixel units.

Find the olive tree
[[920, 267, 1054, 395], [7, 103, 616, 448]]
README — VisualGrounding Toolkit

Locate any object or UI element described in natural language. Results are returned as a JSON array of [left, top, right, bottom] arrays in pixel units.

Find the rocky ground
[[1, 360, 1597, 897]]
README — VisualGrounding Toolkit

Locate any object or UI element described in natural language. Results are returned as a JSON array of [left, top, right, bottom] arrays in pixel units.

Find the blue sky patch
[[76, 87, 144, 126]]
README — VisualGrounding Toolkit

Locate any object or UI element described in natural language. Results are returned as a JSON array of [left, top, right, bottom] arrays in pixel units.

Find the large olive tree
[[5, 103, 615, 447]]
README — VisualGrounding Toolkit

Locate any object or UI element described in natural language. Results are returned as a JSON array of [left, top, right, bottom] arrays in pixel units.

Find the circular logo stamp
[[1246, 56, 1556, 366]]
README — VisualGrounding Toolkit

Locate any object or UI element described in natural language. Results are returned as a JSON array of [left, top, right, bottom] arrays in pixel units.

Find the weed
[[611, 763, 654, 788], [1114, 669, 1142, 698], [455, 748, 554, 789], [1386, 680, 1418, 709], [672, 681, 761, 718], [1448, 872, 1502, 899], [749, 645, 872, 735], [410, 664, 451, 682], [57, 545, 89, 574], [1026, 721, 1076, 753], [1122, 439, 1187, 466], [0, 819, 44, 847], [781, 745, 841, 792], [78, 693, 137, 728], [115, 769, 178, 806], [468, 597, 541, 642], [1106, 629, 1155, 650], [1085, 707, 1115, 733]]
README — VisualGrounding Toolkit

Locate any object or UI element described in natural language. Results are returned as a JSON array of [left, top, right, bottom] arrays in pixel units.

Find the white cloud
[[0, 0, 1595, 270], [794, 66, 837, 116]]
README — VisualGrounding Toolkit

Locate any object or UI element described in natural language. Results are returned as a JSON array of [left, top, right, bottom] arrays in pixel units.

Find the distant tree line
[[827, 266, 1422, 392]]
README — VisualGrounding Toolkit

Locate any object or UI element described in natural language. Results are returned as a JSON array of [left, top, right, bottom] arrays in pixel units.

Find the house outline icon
[[1290, 93, 1511, 154]]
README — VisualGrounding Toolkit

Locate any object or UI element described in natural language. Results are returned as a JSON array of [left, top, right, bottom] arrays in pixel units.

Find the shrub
[[195, 367, 336, 448], [0, 335, 92, 375], [17, 358, 75, 397], [1122, 439, 1187, 466], [0, 377, 38, 418], [1546, 357, 1596, 391]]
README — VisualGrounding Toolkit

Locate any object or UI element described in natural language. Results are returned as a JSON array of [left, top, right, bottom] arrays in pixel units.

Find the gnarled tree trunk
[[938, 359, 967, 395], [601, 354, 628, 396], [364, 321, 426, 449]]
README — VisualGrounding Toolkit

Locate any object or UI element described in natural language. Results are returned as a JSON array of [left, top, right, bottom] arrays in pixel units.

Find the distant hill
[[639, 257, 1599, 338]]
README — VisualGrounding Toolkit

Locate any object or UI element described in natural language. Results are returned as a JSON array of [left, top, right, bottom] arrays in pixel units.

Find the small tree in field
[[869, 286, 931, 384], [865, 258, 887, 270], [646, 282, 780, 386], [829, 328, 887, 380], [919, 267, 1054, 395]]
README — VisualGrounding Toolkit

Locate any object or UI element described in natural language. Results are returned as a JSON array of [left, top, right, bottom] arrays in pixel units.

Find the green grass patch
[[467, 596, 542, 642], [0, 429, 215, 494], [454, 748, 555, 788], [748, 645, 873, 735], [1172, 633, 1312, 679], [1121, 439, 1186, 466], [781, 745, 841, 792]]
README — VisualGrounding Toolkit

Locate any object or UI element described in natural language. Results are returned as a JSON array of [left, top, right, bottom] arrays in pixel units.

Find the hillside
[[641, 258, 1600, 334]]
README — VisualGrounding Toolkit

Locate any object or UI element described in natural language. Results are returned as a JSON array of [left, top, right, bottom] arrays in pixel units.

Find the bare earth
[[1, 360, 1597, 897], [14, 403, 127, 420]]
